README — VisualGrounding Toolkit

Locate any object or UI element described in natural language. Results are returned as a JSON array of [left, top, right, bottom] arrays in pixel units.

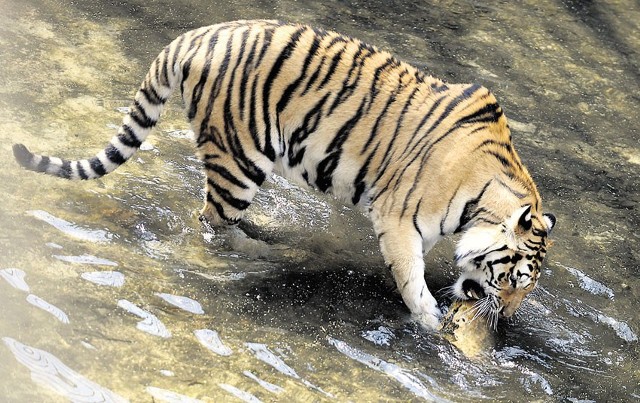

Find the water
[[0, 0, 638, 401]]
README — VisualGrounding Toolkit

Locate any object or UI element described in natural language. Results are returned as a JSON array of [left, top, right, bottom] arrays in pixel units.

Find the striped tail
[[13, 47, 179, 180]]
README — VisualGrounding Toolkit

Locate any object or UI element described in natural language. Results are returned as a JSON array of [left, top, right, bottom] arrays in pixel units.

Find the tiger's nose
[[500, 304, 518, 317]]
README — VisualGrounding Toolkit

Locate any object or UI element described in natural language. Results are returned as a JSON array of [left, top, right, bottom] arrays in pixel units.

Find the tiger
[[12, 20, 556, 330]]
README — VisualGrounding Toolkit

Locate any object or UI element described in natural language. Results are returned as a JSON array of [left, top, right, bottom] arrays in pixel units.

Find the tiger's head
[[452, 204, 556, 326]]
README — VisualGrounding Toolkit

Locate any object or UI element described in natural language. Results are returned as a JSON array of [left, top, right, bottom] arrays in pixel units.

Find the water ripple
[[26, 294, 69, 324], [117, 299, 171, 338], [156, 293, 204, 315], [328, 337, 448, 402], [194, 329, 232, 356], [243, 370, 284, 394], [0, 268, 30, 292], [28, 210, 113, 243], [145, 386, 203, 403], [218, 383, 261, 403], [53, 254, 118, 266], [361, 326, 395, 346], [81, 271, 125, 287], [2, 337, 127, 402], [563, 299, 638, 342], [556, 263, 615, 300], [245, 342, 332, 397]]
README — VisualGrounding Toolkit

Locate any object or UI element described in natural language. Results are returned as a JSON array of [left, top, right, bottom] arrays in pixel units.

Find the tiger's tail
[[13, 45, 180, 180]]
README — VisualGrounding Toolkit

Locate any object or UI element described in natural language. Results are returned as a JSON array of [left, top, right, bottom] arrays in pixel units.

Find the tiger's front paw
[[413, 311, 441, 331]]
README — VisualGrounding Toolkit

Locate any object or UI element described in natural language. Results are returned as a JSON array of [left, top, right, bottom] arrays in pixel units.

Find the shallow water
[[1, 0, 638, 401]]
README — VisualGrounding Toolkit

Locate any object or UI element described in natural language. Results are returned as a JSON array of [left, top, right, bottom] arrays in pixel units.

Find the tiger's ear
[[507, 204, 532, 232], [543, 213, 556, 233]]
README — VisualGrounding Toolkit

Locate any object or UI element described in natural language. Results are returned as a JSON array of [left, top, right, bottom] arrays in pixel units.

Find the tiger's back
[[13, 20, 556, 330]]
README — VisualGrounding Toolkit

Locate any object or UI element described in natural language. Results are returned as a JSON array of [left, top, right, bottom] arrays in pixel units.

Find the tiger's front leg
[[376, 221, 441, 330]]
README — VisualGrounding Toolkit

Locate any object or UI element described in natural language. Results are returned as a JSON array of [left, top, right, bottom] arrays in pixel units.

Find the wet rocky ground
[[0, 0, 638, 401]]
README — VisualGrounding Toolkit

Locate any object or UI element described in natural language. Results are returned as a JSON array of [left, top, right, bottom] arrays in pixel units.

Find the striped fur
[[13, 20, 556, 330]]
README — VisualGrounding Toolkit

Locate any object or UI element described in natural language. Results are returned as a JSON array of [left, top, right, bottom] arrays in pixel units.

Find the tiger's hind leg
[[197, 144, 270, 227]]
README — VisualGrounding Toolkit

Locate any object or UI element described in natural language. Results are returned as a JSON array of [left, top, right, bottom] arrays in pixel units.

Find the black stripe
[[119, 125, 142, 148], [431, 82, 449, 93], [301, 55, 325, 95], [248, 78, 262, 152], [351, 142, 379, 204], [140, 85, 165, 106], [288, 94, 329, 166], [198, 28, 234, 136], [440, 184, 461, 235], [36, 156, 50, 172], [255, 27, 275, 67], [474, 139, 511, 151], [130, 101, 156, 129], [368, 57, 399, 106], [181, 28, 213, 99], [412, 199, 423, 238], [316, 98, 367, 192], [206, 192, 236, 224], [89, 157, 106, 176], [276, 35, 321, 114], [239, 33, 259, 121], [370, 87, 421, 198], [455, 102, 502, 126], [160, 45, 171, 88], [196, 126, 226, 151], [398, 84, 482, 169], [204, 162, 249, 189], [360, 86, 400, 154], [105, 144, 126, 165], [318, 47, 346, 90], [188, 29, 223, 121], [425, 83, 483, 137], [60, 160, 72, 179], [170, 35, 186, 85], [77, 162, 88, 180], [328, 44, 373, 114], [456, 180, 492, 232], [207, 178, 251, 211], [219, 30, 249, 159], [261, 26, 307, 161]]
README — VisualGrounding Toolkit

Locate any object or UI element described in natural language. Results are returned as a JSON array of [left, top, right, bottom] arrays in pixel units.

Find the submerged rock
[[439, 299, 494, 358]]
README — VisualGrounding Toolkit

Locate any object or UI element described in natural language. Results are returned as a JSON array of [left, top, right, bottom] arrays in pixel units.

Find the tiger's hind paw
[[199, 204, 243, 227]]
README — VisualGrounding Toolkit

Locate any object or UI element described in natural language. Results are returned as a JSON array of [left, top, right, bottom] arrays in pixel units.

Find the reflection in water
[[145, 386, 203, 403], [0, 268, 30, 292], [27, 210, 113, 243], [117, 299, 171, 338], [328, 337, 447, 402], [53, 254, 119, 266], [26, 294, 70, 324], [81, 271, 125, 287], [2, 337, 127, 402], [194, 329, 232, 356], [156, 293, 204, 315]]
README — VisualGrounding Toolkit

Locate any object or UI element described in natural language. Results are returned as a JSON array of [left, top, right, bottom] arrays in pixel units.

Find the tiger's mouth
[[461, 279, 486, 300]]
